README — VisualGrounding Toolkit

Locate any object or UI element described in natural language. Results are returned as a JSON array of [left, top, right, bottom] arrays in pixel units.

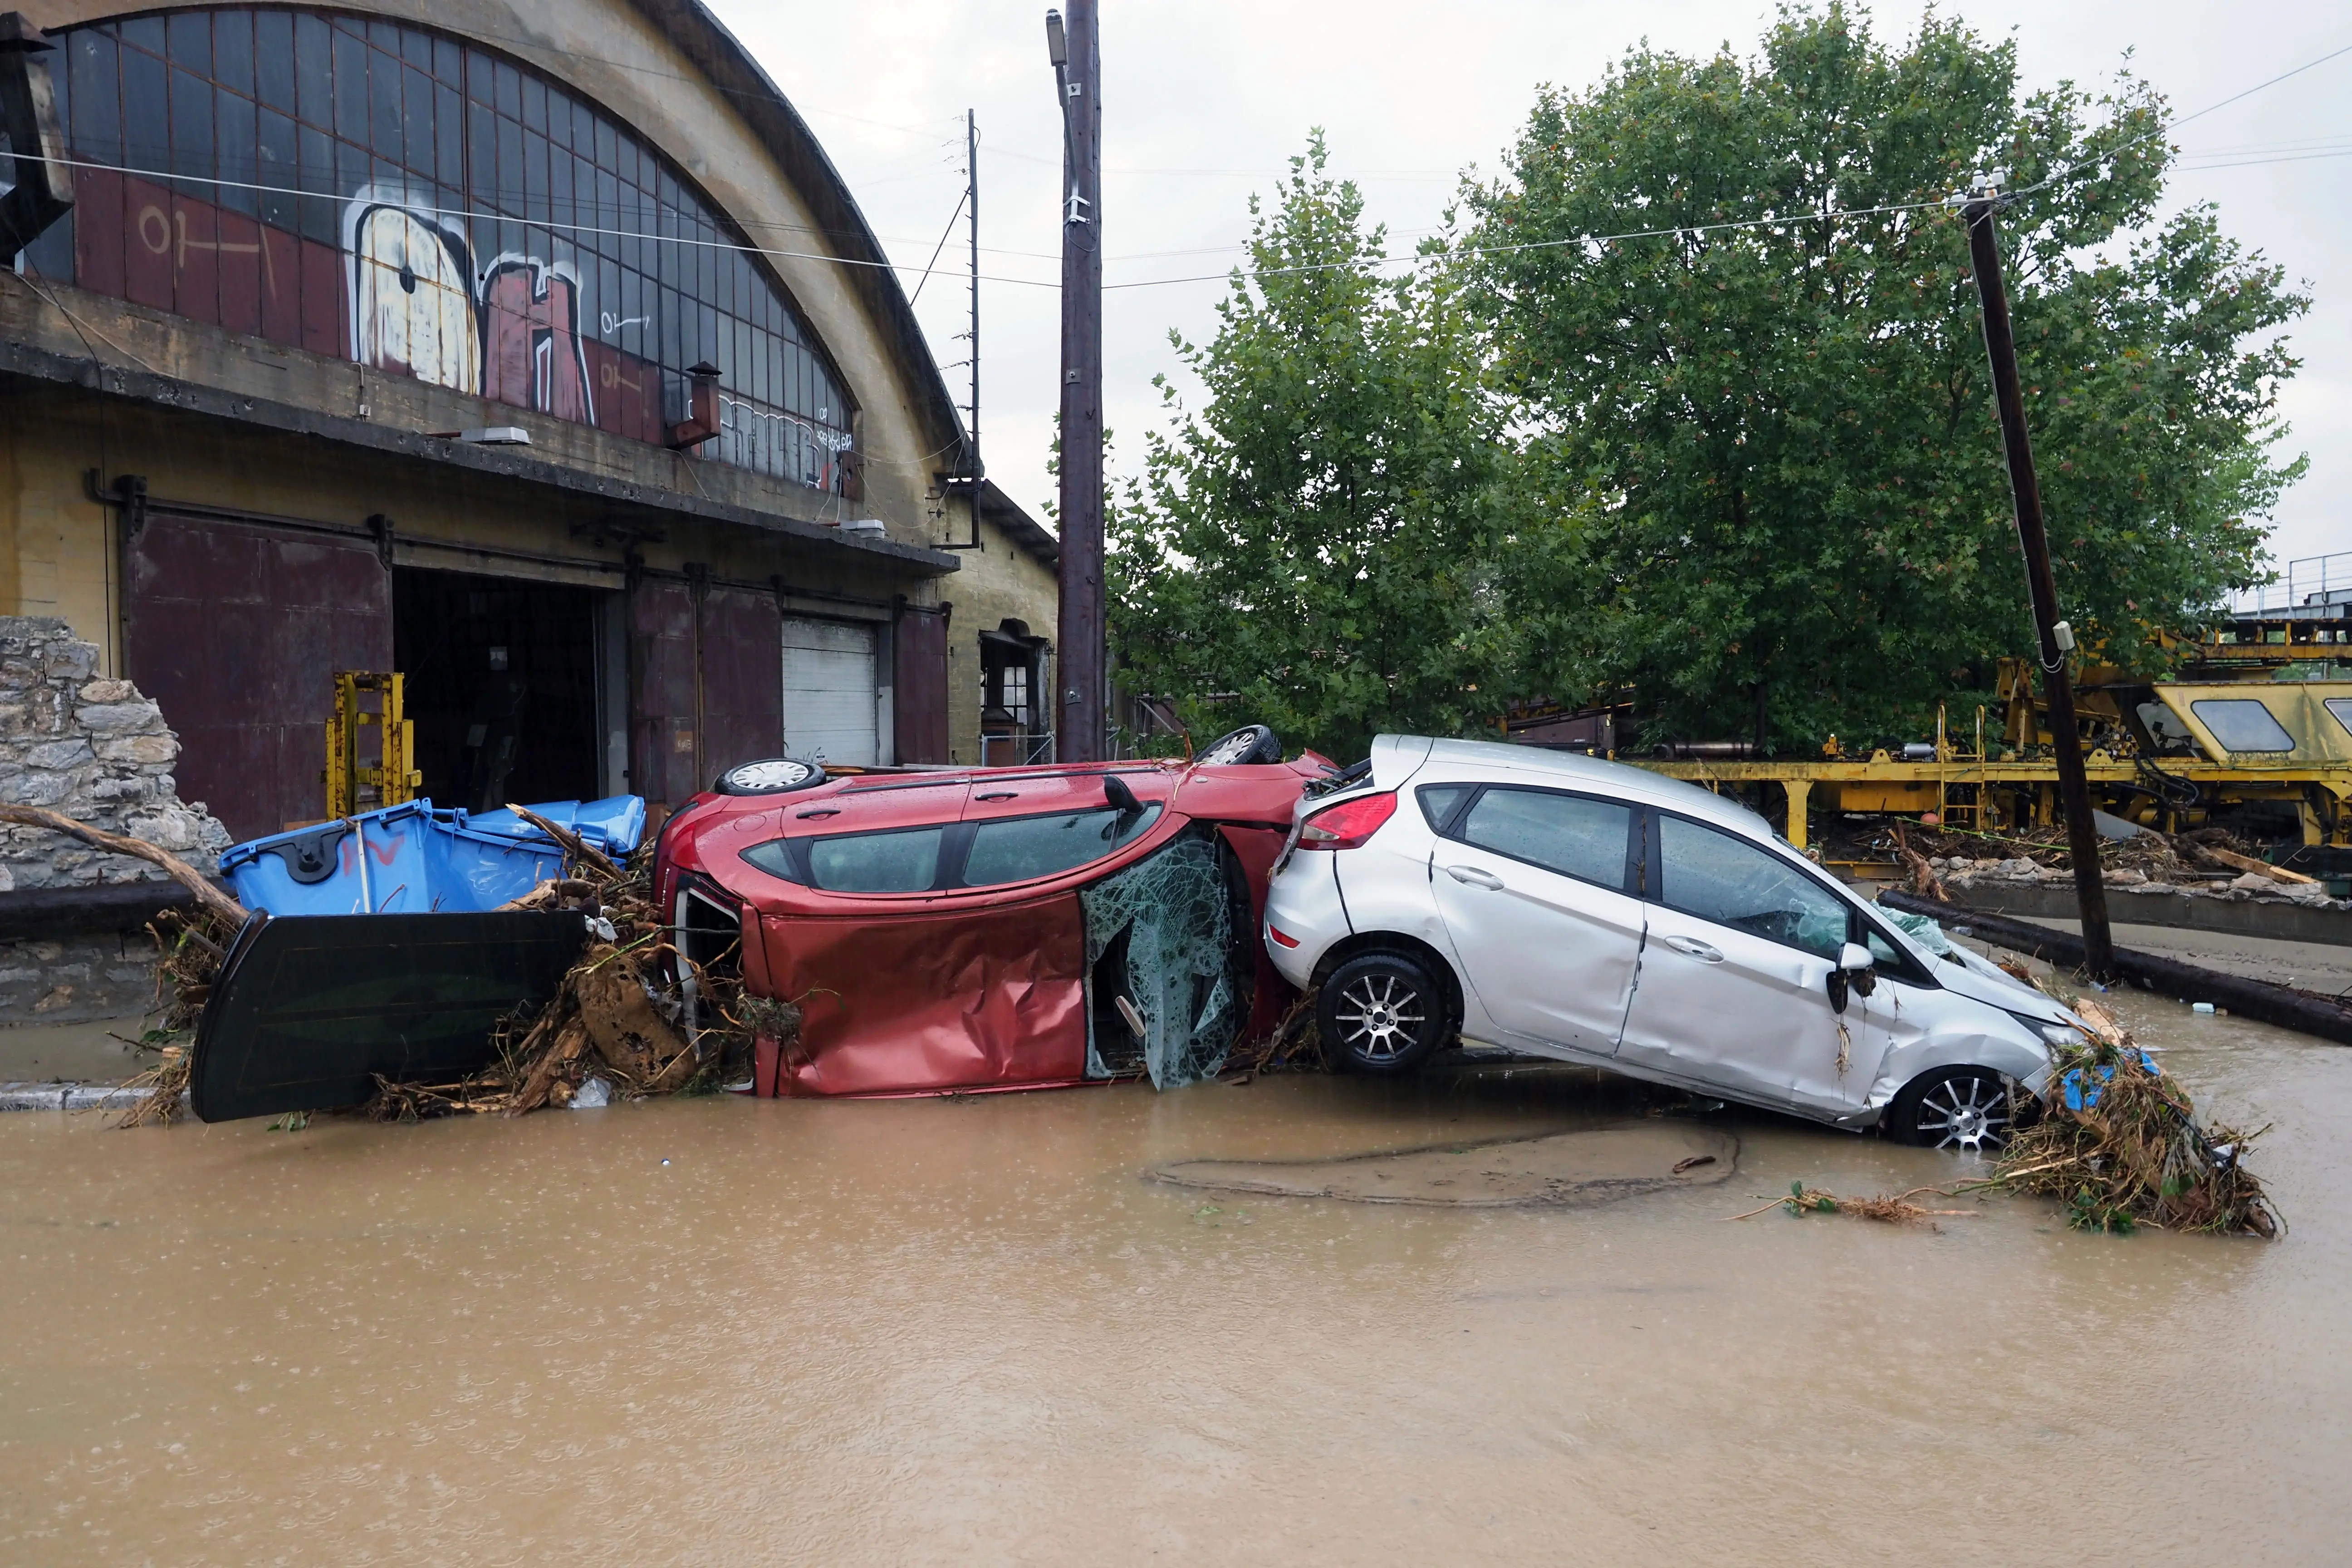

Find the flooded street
[[3, 989, 2347, 1566]]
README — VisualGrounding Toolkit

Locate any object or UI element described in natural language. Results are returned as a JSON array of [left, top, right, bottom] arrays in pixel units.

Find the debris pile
[[1833, 818, 2344, 910], [362, 814, 762, 1119], [1993, 998, 2282, 1236]]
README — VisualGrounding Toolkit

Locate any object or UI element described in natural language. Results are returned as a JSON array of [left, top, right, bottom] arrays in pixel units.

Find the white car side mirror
[[1828, 943, 1877, 1013]]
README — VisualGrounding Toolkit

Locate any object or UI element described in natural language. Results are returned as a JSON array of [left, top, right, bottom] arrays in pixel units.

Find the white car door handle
[[1663, 935, 1724, 962], [1445, 865, 1504, 890]]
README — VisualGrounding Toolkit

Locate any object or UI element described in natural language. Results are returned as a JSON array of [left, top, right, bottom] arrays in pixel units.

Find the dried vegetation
[[1992, 997, 2281, 1236]]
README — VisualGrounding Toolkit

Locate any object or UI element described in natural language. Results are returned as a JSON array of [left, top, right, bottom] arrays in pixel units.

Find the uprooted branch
[[0, 804, 247, 926]]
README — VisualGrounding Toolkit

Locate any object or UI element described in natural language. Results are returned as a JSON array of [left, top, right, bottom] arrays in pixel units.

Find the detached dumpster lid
[[189, 909, 588, 1122]]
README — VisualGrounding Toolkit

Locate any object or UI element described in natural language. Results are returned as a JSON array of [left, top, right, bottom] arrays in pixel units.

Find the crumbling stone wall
[[1, 617, 233, 1023]]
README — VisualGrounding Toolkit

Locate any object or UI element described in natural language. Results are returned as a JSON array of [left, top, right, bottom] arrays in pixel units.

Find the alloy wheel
[[1333, 972, 1427, 1065], [1914, 1072, 2013, 1155]]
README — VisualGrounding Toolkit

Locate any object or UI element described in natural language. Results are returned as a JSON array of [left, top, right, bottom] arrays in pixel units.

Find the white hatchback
[[1262, 735, 2082, 1152]]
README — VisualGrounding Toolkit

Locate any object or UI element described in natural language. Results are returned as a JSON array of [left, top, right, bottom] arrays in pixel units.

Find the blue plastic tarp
[[218, 796, 644, 916]]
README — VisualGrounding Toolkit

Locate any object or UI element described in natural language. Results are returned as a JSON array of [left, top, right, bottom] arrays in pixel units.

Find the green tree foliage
[[1107, 136, 1523, 760], [1465, 3, 2305, 748]]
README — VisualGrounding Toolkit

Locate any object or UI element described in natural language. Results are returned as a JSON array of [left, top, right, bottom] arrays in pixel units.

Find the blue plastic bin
[[219, 796, 638, 916], [439, 795, 647, 856]]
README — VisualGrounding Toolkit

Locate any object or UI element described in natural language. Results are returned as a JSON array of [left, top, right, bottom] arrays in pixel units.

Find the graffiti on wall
[[343, 185, 594, 423]]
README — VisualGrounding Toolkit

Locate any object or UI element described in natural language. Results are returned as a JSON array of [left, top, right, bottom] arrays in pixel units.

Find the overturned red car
[[653, 727, 1331, 1097]]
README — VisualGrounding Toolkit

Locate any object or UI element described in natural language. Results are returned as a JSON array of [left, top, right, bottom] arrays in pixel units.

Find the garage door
[[782, 618, 878, 766]]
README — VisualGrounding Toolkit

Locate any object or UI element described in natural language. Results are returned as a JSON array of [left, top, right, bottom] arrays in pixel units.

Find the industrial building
[[0, 0, 1058, 839]]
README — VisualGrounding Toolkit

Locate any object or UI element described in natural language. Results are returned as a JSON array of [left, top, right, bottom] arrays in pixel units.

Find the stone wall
[[1, 616, 232, 1023]]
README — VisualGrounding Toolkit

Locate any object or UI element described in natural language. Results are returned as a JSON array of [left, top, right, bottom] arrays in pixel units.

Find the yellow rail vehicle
[[1636, 671, 2352, 853]]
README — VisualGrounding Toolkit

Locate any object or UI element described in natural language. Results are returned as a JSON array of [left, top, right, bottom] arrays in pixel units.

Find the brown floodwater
[[2, 988, 2346, 1566]]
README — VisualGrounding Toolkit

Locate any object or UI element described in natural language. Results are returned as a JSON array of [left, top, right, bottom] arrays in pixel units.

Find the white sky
[[708, 0, 2352, 588]]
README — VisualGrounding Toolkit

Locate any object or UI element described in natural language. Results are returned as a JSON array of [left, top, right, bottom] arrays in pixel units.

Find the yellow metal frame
[[1637, 750, 2352, 852], [323, 671, 422, 818]]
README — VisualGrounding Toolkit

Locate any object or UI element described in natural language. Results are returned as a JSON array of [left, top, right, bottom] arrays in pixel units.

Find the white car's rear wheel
[[1318, 953, 1446, 1075]]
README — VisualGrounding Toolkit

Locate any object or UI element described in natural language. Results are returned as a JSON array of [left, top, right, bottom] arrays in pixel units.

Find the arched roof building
[[0, 0, 1058, 836]]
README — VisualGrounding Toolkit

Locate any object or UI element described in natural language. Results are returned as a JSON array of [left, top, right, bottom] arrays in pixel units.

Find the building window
[[32, 9, 857, 493], [980, 622, 1047, 767]]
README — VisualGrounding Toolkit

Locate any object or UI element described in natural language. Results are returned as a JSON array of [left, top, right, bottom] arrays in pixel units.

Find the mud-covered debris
[[1993, 998, 2281, 1236], [1726, 1180, 1976, 1231]]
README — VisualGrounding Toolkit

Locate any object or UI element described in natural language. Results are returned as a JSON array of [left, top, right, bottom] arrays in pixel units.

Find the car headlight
[[2005, 1009, 2086, 1049]]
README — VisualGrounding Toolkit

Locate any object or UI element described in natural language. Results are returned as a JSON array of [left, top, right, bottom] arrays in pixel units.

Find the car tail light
[[1295, 791, 1396, 850], [1268, 926, 1301, 948]]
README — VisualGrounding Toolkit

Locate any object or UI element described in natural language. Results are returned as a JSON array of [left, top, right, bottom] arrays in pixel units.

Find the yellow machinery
[[323, 671, 423, 818], [1633, 662, 2352, 854]]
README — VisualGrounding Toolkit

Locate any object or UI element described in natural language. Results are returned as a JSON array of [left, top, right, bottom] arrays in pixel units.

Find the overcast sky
[[708, 1, 2352, 593]]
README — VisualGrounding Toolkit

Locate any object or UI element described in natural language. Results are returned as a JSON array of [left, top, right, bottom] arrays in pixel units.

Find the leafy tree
[[1107, 135, 1524, 760], [1464, 2, 2305, 750]]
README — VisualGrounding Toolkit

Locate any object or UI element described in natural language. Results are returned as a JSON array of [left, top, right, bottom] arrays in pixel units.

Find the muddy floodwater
[[3, 989, 2347, 1566]]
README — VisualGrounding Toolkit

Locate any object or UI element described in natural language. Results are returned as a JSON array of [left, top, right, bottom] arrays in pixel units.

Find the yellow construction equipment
[[1631, 661, 2352, 855], [323, 671, 422, 818]]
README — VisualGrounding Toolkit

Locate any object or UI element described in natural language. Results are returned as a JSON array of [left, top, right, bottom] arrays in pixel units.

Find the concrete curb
[[0, 1081, 178, 1113]]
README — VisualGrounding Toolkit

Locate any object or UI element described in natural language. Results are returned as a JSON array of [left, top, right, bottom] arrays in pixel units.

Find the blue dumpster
[[218, 795, 642, 916]]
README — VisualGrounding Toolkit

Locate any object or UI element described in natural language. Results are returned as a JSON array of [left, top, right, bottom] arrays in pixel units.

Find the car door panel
[[1427, 787, 1644, 1057], [1617, 811, 1855, 1107]]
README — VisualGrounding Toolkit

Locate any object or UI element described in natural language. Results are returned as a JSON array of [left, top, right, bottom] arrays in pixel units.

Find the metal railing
[[2230, 552, 2352, 617]]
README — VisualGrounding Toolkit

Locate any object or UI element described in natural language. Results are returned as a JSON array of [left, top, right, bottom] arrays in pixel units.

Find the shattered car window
[[1459, 788, 1632, 891], [806, 827, 944, 892], [964, 804, 1163, 887], [1079, 829, 1249, 1089], [1655, 814, 1847, 960]]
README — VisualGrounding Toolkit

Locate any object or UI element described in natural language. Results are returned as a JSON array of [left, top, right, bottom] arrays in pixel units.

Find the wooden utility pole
[[1048, 2, 1104, 762], [1964, 189, 2116, 980]]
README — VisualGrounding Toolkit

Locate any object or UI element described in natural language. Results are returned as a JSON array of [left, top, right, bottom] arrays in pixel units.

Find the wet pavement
[[2, 987, 2346, 1566]]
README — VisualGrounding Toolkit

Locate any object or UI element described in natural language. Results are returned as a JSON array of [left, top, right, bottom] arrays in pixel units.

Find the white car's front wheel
[[1318, 953, 1447, 1075], [1887, 1066, 2020, 1154]]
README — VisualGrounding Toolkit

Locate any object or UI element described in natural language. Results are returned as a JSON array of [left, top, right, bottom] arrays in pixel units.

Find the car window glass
[[1458, 788, 1630, 891], [739, 838, 801, 884], [2326, 697, 2352, 738], [2190, 698, 2296, 753], [1865, 928, 1901, 965], [806, 827, 943, 893], [1656, 815, 1848, 959], [963, 804, 1161, 887], [1416, 784, 1473, 830]]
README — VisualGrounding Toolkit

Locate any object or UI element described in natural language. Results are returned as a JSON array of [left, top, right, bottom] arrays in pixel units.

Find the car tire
[[1886, 1065, 2019, 1154], [1195, 724, 1283, 767], [1318, 952, 1448, 1075]]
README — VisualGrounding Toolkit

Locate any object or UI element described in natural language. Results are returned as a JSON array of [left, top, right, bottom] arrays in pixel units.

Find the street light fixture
[[1044, 10, 1067, 67]]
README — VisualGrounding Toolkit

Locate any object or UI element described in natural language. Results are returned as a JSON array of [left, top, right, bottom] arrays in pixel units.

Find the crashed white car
[[1262, 736, 2082, 1152]]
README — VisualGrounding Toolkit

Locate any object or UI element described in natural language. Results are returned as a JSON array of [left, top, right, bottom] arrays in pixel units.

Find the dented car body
[[656, 746, 1328, 1097]]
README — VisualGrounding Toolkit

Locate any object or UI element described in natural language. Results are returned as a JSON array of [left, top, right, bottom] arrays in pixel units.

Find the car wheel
[[715, 757, 827, 795], [1887, 1066, 2018, 1154], [1195, 724, 1283, 766], [1318, 953, 1447, 1075]]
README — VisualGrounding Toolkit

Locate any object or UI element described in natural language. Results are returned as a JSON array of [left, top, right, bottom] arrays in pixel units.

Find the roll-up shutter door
[[122, 513, 392, 841], [781, 618, 878, 766]]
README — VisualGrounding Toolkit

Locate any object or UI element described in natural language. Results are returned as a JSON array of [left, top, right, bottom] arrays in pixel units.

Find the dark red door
[[629, 578, 698, 808], [121, 513, 392, 841], [894, 603, 951, 764], [699, 586, 783, 780]]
